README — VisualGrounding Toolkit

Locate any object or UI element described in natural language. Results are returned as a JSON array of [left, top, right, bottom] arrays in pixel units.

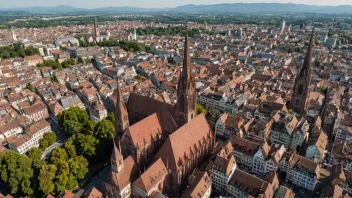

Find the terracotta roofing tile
[[123, 113, 162, 148], [154, 114, 214, 171], [133, 158, 168, 193], [181, 171, 211, 198], [83, 187, 103, 198], [231, 136, 260, 156], [105, 156, 138, 190]]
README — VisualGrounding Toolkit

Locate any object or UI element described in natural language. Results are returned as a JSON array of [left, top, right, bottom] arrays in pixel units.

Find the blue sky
[[2, 0, 352, 8]]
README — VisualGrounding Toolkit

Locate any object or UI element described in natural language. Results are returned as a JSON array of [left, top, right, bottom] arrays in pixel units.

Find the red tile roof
[[154, 114, 214, 171]]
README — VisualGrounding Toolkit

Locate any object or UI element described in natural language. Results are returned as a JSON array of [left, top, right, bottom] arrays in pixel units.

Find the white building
[[227, 169, 274, 198], [252, 143, 286, 176], [286, 154, 320, 191], [8, 119, 51, 154], [215, 113, 245, 139], [305, 131, 328, 162], [231, 136, 259, 171], [0, 120, 23, 141], [210, 142, 237, 194]]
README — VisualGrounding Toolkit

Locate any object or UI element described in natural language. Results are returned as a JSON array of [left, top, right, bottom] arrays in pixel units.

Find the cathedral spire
[[290, 28, 315, 115], [183, 24, 192, 90], [174, 24, 197, 127], [111, 140, 124, 173], [115, 79, 129, 137], [299, 28, 315, 78]]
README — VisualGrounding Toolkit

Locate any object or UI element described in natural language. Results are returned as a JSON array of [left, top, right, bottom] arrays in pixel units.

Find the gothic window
[[179, 97, 185, 111], [191, 113, 194, 119], [124, 115, 128, 121], [298, 84, 303, 95], [296, 99, 300, 105]]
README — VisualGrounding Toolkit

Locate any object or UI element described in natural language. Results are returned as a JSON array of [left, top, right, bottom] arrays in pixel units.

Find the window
[[296, 99, 300, 105], [298, 84, 303, 95]]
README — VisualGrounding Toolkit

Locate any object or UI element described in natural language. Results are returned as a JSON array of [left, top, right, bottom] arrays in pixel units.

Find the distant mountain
[[173, 3, 352, 14], [1, 3, 352, 14], [0, 5, 86, 13], [0, 5, 163, 14]]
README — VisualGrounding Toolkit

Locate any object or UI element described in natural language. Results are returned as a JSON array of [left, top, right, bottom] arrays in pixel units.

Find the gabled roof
[[213, 155, 236, 175], [83, 187, 103, 198], [122, 113, 162, 149], [105, 156, 138, 191], [182, 171, 212, 198], [133, 158, 168, 193], [231, 136, 260, 156], [154, 114, 214, 171], [127, 93, 178, 133]]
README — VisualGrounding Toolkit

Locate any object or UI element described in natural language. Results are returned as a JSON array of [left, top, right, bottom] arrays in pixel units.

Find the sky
[[2, 0, 352, 9]]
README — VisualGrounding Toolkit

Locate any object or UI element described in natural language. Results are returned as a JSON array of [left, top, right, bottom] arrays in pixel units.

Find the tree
[[77, 56, 84, 63], [26, 83, 34, 92], [72, 107, 89, 124], [39, 138, 49, 150], [26, 147, 43, 169], [43, 132, 56, 146], [288, 109, 293, 114], [50, 148, 68, 165], [64, 139, 77, 159], [37, 60, 62, 70], [94, 119, 115, 140], [63, 120, 82, 135], [196, 104, 207, 115], [38, 164, 57, 194], [53, 161, 70, 193], [0, 151, 34, 195], [68, 156, 89, 180], [106, 112, 115, 123], [82, 120, 96, 135], [71, 133, 99, 158], [27, 148, 42, 161], [320, 86, 327, 93], [39, 132, 56, 150]]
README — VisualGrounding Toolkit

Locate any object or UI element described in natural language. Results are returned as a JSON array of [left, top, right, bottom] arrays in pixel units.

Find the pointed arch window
[[298, 85, 303, 95], [296, 99, 300, 105]]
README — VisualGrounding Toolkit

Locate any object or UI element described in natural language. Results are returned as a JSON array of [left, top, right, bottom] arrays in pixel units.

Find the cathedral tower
[[94, 17, 100, 38], [115, 80, 129, 137], [174, 29, 197, 127], [290, 28, 315, 114], [111, 141, 124, 173]]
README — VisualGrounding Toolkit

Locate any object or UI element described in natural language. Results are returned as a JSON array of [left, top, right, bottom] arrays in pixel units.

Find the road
[[74, 164, 110, 197], [41, 118, 69, 160]]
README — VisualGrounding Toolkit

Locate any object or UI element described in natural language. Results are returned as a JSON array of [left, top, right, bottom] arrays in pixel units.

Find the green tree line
[[76, 37, 151, 53], [0, 42, 39, 59], [37, 57, 89, 70], [0, 107, 115, 197], [133, 26, 202, 37]]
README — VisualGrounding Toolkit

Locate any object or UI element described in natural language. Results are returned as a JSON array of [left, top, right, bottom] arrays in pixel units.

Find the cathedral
[[104, 31, 215, 197], [290, 28, 315, 115]]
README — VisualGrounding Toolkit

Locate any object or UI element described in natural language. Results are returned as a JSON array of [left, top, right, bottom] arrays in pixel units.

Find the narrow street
[[41, 118, 69, 160]]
